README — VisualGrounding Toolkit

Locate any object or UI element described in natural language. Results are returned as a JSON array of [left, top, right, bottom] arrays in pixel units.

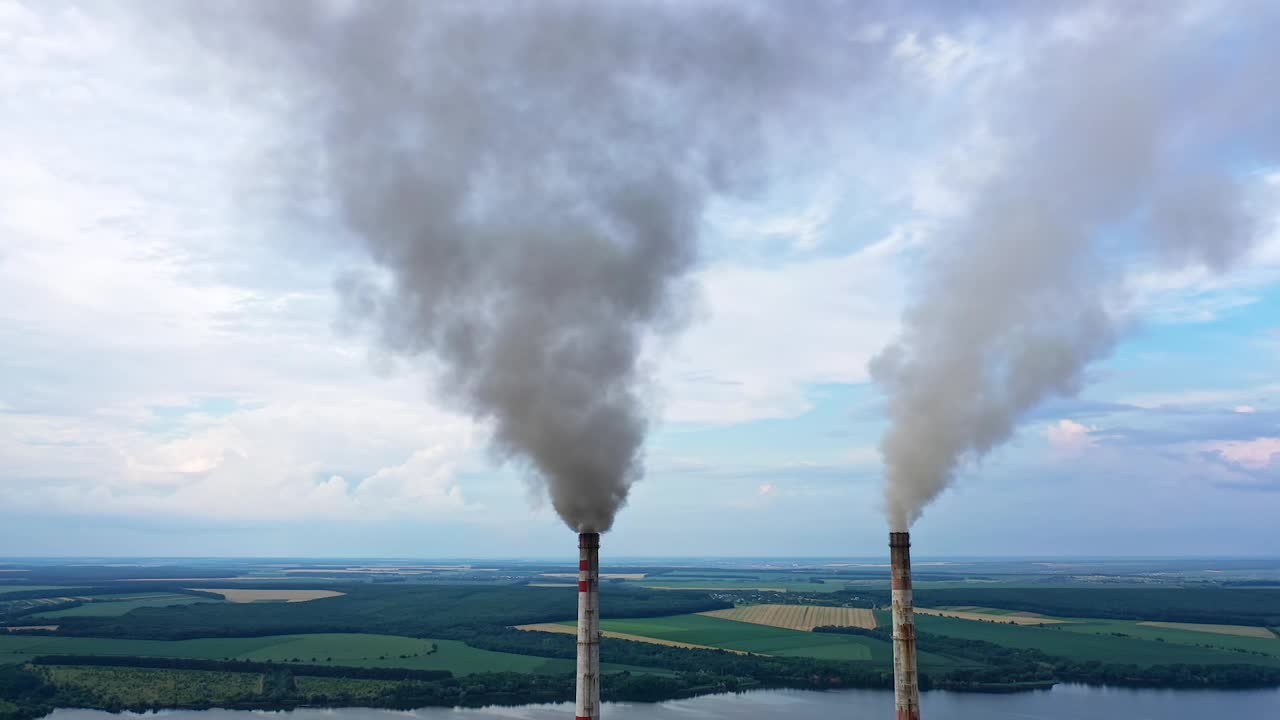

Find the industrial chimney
[[576, 532, 601, 720], [889, 531, 920, 720]]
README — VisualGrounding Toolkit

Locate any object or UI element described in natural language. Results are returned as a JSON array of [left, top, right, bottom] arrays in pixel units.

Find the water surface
[[45, 684, 1280, 720]]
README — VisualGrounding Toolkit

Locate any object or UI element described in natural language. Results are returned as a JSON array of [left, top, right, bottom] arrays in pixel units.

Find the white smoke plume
[[871, 3, 1280, 530], [179, 1, 890, 533]]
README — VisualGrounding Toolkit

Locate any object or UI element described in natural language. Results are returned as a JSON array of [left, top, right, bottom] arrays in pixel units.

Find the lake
[[43, 684, 1280, 719]]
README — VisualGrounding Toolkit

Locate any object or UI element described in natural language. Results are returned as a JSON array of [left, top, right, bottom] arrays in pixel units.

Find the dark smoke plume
[[186, 1, 882, 532], [871, 3, 1280, 530]]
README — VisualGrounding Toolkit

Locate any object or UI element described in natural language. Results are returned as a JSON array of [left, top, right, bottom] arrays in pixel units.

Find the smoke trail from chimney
[[180, 1, 889, 533], [870, 4, 1280, 531]]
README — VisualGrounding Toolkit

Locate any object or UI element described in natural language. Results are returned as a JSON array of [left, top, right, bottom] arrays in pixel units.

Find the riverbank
[[0, 660, 1057, 720], [8, 654, 1280, 720]]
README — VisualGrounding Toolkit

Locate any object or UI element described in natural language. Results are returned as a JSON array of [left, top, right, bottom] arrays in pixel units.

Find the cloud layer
[[1, 1, 1277, 555]]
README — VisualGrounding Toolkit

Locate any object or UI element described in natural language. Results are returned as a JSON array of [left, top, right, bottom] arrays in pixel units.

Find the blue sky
[[0, 1, 1277, 558]]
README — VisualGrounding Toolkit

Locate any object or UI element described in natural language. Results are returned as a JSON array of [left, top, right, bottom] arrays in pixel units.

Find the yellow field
[[917, 607, 1068, 625], [190, 589, 345, 603], [1138, 621, 1278, 639], [514, 622, 754, 654], [698, 604, 876, 631]]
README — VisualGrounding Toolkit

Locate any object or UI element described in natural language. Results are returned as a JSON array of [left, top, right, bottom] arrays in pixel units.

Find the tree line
[[814, 625, 1280, 689], [26, 656, 453, 682], [45, 585, 730, 640]]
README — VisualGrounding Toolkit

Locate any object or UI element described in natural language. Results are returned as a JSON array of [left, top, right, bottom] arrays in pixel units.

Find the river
[[42, 684, 1280, 719]]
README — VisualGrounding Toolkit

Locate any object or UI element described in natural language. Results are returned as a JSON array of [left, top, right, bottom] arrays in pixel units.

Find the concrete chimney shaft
[[890, 531, 921, 720], [576, 532, 601, 720]]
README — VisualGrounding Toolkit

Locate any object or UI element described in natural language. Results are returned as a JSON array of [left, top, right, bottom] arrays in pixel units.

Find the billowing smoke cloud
[[871, 4, 1280, 530], [185, 1, 884, 532]]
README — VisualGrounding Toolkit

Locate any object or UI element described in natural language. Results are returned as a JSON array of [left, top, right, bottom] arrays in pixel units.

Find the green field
[[912, 613, 1280, 667], [236, 634, 575, 675], [0, 633, 305, 665], [912, 587, 1280, 626], [33, 594, 221, 618], [0, 633, 573, 675], [237, 634, 659, 676], [0, 586, 68, 596], [937, 606, 1038, 616], [922, 604, 1280, 657], [599, 614, 872, 657], [39, 665, 261, 705], [591, 613, 969, 668], [1054, 617, 1280, 656]]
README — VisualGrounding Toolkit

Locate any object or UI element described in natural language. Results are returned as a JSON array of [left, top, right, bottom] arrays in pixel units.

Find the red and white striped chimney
[[576, 532, 601, 720], [890, 531, 921, 720]]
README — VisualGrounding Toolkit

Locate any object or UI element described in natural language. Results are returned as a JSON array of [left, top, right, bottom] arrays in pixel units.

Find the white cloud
[[0, 389, 480, 520], [714, 187, 838, 252], [3, 0, 1277, 548], [1212, 437, 1280, 470], [655, 226, 919, 424], [892, 30, 987, 86], [722, 479, 784, 511], [1123, 384, 1280, 410], [0, 4, 483, 523], [1046, 419, 1096, 455]]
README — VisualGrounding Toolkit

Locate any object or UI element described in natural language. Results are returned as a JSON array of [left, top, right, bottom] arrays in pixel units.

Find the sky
[[1, 1, 1277, 558]]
